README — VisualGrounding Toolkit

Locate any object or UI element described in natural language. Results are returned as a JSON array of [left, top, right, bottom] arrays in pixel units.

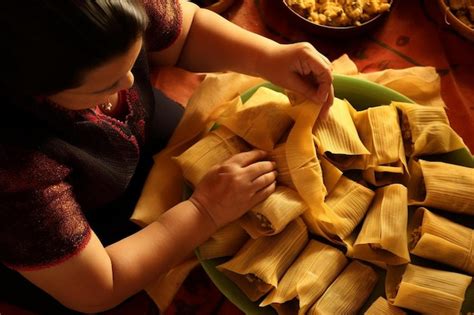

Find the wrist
[[187, 198, 219, 231]]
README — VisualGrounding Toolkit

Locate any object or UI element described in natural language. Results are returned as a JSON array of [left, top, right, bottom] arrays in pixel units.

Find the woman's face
[[48, 38, 143, 110]]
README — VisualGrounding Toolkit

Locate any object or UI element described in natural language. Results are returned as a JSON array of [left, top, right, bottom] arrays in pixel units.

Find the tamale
[[308, 260, 378, 315], [351, 184, 410, 265], [260, 240, 348, 315], [393, 101, 467, 157], [410, 207, 474, 275], [408, 159, 474, 215], [323, 176, 375, 243], [239, 186, 307, 238], [313, 98, 370, 170], [354, 104, 407, 172], [217, 218, 308, 301], [198, 222, 249, 260], [174, 127, 249, 187], [269, 143, 296, 190], [386, 264, 472, 315], [364, 297, 406, 315], [218, 86, 293, 151]]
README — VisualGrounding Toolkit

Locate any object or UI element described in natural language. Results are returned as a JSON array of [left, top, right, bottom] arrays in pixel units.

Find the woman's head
[[1, 0, 148, 105]]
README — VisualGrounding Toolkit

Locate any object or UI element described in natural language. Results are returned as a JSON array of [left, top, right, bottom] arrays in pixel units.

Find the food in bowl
[[285, 0, 391, 27], [445, 0, 474, 29]]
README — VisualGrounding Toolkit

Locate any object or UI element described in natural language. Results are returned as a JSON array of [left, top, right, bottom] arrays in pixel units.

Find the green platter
[[196, 74, 474, 314]]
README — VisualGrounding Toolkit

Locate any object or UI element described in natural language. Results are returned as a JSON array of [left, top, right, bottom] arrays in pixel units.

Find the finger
[[251, 170, 278, 191], [250, 181, 277, 205], [244, 160, 277, 180], [226, 149, 268, 167], [318, 85, 334, 120]]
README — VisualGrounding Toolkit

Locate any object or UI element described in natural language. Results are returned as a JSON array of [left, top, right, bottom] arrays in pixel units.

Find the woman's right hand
[[189, 149, 277, 228]]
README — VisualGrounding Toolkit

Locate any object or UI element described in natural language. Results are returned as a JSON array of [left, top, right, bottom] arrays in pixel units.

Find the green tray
[[197, 74, 474, 314]]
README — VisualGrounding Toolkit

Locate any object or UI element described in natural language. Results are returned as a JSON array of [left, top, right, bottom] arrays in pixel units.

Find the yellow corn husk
[[320, 155, 343, 195], [364, 297, 407, 315], [173, 127, 249, 187], [239, 186, 308, 238], [269, 143, 296, 190], [410, 207, 474, 275], [354, 104, 407, 171], [313, 98, 370, 170], [408, 159, 474, 215], [260, 240, 348, 315], [386, 264, 472, 315], [393, 101, 468, 157], [351, 184, 410, 265], [323, 176, 375, 243], [217, 218, 308, 301], [284, 100, 337, 238], [308, 260, 378, 315], [218, 86, 293, 151], [198, 222, 249, 260], [362, 162, 405, 187]]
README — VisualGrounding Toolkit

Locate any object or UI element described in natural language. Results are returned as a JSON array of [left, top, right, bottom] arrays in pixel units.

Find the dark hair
[[0, 0, 149, 96]]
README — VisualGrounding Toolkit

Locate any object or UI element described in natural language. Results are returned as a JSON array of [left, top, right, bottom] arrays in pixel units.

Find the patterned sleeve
[[141, 0, 183, 52], [0, 145, 91, 271]]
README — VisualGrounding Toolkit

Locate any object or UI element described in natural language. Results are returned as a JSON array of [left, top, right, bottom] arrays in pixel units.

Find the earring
[[99, 100, 113, 112]]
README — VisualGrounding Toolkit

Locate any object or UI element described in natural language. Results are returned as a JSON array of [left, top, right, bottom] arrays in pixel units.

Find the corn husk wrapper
[[393, 101, 468, 157], [239, 186, 307, 238], [354, 104, 407, 172], [362, 164, 405, 187], [198, 222, 249, 260], [408, 159, 474, 215], [386, 264, 472, 315], [324, 176, 375, 244], [217, 218, 308, 301], [269, 143, 296, 189], [313, 98, 370, 170], [308, 260, 378, 315], [351, 184, 410, 265], [410, 207, 474, 275], [173, 127, 250, 187], [218, 86, 293, 151], [260, 240, 348, 315], [319, 155, 343, 195], [284, 100, 337, 238], [364, 297, 406, 315]]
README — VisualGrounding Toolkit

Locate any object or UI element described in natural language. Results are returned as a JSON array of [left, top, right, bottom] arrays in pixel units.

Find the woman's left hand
[[259, 42, 334, 117]]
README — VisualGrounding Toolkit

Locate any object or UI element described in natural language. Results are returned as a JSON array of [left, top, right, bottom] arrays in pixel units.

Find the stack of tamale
[[174, 85, 474, 314]]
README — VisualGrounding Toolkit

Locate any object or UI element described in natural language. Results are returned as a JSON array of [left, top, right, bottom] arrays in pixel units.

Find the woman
[[0, 0, 333, 313]]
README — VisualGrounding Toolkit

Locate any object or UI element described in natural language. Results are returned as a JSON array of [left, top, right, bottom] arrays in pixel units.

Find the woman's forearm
[[176, 6, 278, 77]]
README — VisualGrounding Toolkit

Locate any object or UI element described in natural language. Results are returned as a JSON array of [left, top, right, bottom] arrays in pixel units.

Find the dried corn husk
[[260, 240, 348, 315], [218, 86, 293, 151], [393, 101, 468, 157], [410, 207, 474, 275], [364, 297, 406, 315], [284, 99, 335, 238], [385, 264, 472, 315], [313, 98, 370, 170], [323, 176, 375, 243], [351, 184, 410, 265], [174, 127, 249, 187], [198, 222, 249, 260], [362, 163, 405, 187], [408, 159, 474, 215], [239, 186, 307, 238], [319, 155, 343, 195], [308, 260, 378, 315], [217, 218, 308, 301], [269, 143, 296, 189], [354, 104, 407, 171]]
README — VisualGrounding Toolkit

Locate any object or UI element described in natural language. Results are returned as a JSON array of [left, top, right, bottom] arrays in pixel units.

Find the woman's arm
[[149, 1, 334, 113], [20, 150, 276, 313]]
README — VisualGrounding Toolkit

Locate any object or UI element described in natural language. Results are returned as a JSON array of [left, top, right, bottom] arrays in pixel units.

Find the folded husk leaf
[[351, 184, 410, 265], [217, 218, 308, 301], [364, 297, 406, 315], [410, 207, 474, 275], [198, 222, 249, 260]]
